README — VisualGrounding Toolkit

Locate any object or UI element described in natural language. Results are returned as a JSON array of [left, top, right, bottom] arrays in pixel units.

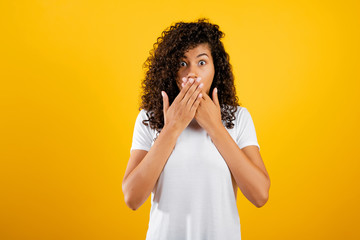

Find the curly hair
[[139, 18, 241, 131]]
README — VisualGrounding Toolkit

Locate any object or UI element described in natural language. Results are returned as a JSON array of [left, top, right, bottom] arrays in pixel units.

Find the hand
[[194, 87, 223, 134], [161, 77, 203, 134]]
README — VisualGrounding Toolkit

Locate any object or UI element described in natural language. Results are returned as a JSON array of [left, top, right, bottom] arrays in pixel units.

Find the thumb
[[212, 87, 220, 107], [161, 91, 169, 113]]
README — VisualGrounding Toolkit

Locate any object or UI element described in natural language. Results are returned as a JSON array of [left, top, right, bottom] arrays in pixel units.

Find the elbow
[[122, 181, 142, 211], [254, 193, 269, 208], [255, 178, 270, 208], [122, 182, 138, 211], [124, 194, 140, 211]]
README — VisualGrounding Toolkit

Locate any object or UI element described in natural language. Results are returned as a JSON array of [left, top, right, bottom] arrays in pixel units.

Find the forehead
[[183, 43, 211, 57]]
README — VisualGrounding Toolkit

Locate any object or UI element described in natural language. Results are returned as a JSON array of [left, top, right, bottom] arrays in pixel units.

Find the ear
[[212, 87, 220, 107]]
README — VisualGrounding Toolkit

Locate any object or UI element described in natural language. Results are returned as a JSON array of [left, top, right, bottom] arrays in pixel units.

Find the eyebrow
[[183, 53, 209, 59]]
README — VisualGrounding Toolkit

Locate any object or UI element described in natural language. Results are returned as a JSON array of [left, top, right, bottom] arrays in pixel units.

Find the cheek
[[205, 71, 215, 85], [176, 72, 182, 87], [177, 72, 184, 85], [206, 75, 215, 93], [176, 80, 182, 90]]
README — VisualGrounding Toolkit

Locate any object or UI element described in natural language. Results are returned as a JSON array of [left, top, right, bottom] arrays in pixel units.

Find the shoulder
[[133, 109, 151, 130], [138, 109, 150, 119], [231, 105, 257, 130], [232, 105, 251, 123], [135, 109, 153, 126], [135, 109, 158, 134]]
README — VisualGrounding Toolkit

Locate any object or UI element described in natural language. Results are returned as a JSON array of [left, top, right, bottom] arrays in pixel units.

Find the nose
[[186, 64, 198, 80]]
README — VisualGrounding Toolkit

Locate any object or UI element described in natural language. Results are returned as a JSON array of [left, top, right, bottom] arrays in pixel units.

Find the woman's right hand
[[161, 77, 203, 134]]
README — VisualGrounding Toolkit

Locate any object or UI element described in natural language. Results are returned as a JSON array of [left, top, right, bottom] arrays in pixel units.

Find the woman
[[122, 18, 270, 240]]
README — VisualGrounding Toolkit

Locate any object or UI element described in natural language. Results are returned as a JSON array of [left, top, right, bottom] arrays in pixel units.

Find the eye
[[199, 60, 206, 66], [180, 61, 187, 67]]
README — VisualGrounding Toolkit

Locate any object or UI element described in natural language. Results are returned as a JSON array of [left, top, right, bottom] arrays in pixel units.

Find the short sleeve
[[235, 107, 260, 151], [130, 110, 154, 153]]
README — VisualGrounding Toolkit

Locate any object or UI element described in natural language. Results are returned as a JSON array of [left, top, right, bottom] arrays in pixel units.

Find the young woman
[[122, 18, 270, 240]]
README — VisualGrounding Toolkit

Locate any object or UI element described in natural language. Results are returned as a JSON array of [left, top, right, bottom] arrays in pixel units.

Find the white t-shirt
[[130, 106, 260, 240]]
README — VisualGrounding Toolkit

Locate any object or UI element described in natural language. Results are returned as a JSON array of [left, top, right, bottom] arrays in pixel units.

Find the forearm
[[208, 126, 270, 207], [122, 124, 181, 210]]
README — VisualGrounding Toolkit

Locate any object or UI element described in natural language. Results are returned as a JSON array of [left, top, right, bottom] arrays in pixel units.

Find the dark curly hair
[[139, 18, 241, 132]]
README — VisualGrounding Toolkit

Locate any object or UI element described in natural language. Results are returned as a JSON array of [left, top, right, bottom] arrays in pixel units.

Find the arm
[[122, 124, 181, 211], [208, 125, 270, 208], [122, 78, 203, 210], [194, 88, 270, 208]]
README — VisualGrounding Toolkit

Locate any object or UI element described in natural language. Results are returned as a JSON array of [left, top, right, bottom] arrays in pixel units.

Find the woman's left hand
[[195, 87, 223, 134]]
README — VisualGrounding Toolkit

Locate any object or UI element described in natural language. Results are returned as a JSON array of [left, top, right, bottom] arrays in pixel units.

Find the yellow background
[[1, 0, 359, 239]]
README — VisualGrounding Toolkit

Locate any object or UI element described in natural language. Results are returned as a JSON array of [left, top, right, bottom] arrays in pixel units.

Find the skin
[[122, 43, 270, 210], [176, 43, 215, 96], [175, 43, 222, 131], [123, 78, 203, 210]]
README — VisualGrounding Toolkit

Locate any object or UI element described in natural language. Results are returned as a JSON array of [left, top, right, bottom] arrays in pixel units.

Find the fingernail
[[196, 77, 201, 82], [161, 91, 164, 97], [182, 77, 186, 82], [189, 78, 194, 83], [199, 83, 204, 88], [182, 82, 185, 87], [199, 93, 203, 98], [215, 87, 217, 93]]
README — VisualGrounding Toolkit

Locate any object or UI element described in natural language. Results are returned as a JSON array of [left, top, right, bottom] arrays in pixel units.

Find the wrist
[[162, 122, 182, 139], [207, 121, 225, 139]]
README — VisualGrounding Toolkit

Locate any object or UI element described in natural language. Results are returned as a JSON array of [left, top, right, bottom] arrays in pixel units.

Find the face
[[176, 43, 215, 95]]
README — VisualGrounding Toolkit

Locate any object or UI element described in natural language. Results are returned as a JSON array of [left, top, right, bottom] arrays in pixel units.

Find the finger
[[177, 77, 199, 106], [212, 87, 220, 106], [181, 76, 201, 88], [200, 89, 206, 100], [190, 91, 203, 113], [198, 89, 208, 103], [187, 82, 204, 108], [181, 77, 186, 88], [185, 80, 203, 106], [161, 91, 169, 113], [174, 78, 195, 104]]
